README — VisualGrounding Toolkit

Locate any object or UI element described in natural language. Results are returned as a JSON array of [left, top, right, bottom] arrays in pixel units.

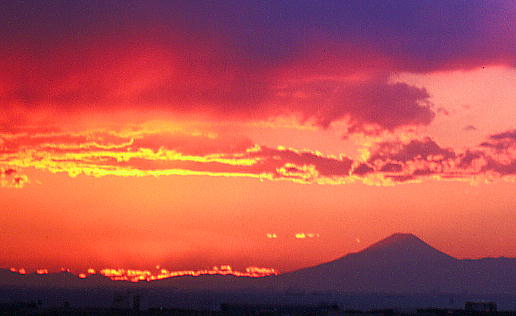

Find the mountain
[[1, 233, 515, 295], [0, 269, 25, 287], [0, 270, 121, 289], [148, 233, 516, 294], [270, 233, 516, 294]]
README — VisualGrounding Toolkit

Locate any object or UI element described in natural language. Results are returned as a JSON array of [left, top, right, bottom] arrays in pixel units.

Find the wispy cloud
[[0, 127, 353, 185], [1, 127, 515, 188]]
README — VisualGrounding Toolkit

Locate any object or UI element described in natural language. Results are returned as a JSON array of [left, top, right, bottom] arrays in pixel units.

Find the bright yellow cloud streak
[[1, 125, 514, 189]]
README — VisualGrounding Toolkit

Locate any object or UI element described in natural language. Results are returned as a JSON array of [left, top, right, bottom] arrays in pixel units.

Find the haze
[[0, 1, 515, 274]]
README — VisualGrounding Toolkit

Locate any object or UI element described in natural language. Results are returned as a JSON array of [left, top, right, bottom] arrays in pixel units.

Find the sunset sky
[[1, 1, 515, 274]]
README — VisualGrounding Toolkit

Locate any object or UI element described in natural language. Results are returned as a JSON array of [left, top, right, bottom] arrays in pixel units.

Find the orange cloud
[[1, 126, 515, 188], [0, 126, 354, 185]]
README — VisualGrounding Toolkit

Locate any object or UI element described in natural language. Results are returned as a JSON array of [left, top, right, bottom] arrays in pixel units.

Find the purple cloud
[[1, 1, 513, 134]]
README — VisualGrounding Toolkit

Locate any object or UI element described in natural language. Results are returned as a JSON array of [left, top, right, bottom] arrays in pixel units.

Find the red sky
[[0, 1, 515, 273]]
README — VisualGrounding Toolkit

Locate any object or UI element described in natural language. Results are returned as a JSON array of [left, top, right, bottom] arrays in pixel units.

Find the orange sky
[[0, 1, 515, 274]]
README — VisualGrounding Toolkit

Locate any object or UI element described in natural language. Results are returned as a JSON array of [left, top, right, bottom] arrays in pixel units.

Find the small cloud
[[386, 174, 416, 183], [1, 167, 29, 188], [4, 168, 16, 176], [464, 125, 477, 131], [380, 163, 403, 173], [489, 129, 516, 141], [436, 107, 450, 116], [352, 163, 374, 176], [295, 233, 320, 239]]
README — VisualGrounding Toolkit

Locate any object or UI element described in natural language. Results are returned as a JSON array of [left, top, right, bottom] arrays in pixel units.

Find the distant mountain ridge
[[2, 233, 515, 294], [270, 233, 516, 294]]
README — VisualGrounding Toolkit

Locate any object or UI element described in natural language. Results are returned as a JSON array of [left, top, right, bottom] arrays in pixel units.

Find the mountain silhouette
[[271, 233, 516, 294], [0, 270, 121, 289], [1, 233, 515, 294], [351, 233, 455, 263]]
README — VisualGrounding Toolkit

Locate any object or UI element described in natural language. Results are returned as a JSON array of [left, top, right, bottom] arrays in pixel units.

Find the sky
[[0, 0, 515, 274]]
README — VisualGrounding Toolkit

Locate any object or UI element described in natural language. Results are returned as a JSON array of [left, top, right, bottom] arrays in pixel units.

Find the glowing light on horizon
[[97, 265, 278, 282], [266, 233, 278, 238], [8, 265, 279, 283]]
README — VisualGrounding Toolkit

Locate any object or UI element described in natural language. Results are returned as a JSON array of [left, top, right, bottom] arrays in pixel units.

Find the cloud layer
[[1, 127, 514, 187], [356, 132, 516, 183]]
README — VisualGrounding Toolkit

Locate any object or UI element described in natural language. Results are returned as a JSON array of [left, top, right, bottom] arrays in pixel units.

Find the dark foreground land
[[1, 287, 516, 310], [1, 302, 516, 316], [2, 235, 515, 314], [1, 289, 516, 316]]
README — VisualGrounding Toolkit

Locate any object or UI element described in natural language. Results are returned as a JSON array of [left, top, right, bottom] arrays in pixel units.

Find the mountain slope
[[271, 233, 516, 294]]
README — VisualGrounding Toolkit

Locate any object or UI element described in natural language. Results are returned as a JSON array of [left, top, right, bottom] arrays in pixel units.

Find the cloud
[[480, 129, 516, 151], [0, 127, 354, 185], [0, 39, 435, 134], [0, 1, 513, 134], [274, 77, 434, 132], [489, 130, 516, 140], [355, 130, 516, 183], [369, 138, 456, 163], [380, 163, 403, 173], [352, 163, 374, 176], [0, 167, 28, 188], [2, 126, 515, 188]]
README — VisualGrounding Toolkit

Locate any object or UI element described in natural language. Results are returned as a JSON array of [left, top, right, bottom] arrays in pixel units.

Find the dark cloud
[[456, 150, 483, 169], [411, 168, 436, 176], [358, 129, 516, 182], [488, 129, 516, 140], [481, 159, 516, 176], [245, 146, 354, 178], [0, 1, 513, 133], [480, 129, 516, 151], [369, 138, 456, 163], [276, 78, 434, 131], [352, 163, 374, 176], [385, 175, 415, 183], [2, 1, 513, 71], [380, 163, 403, 173]]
